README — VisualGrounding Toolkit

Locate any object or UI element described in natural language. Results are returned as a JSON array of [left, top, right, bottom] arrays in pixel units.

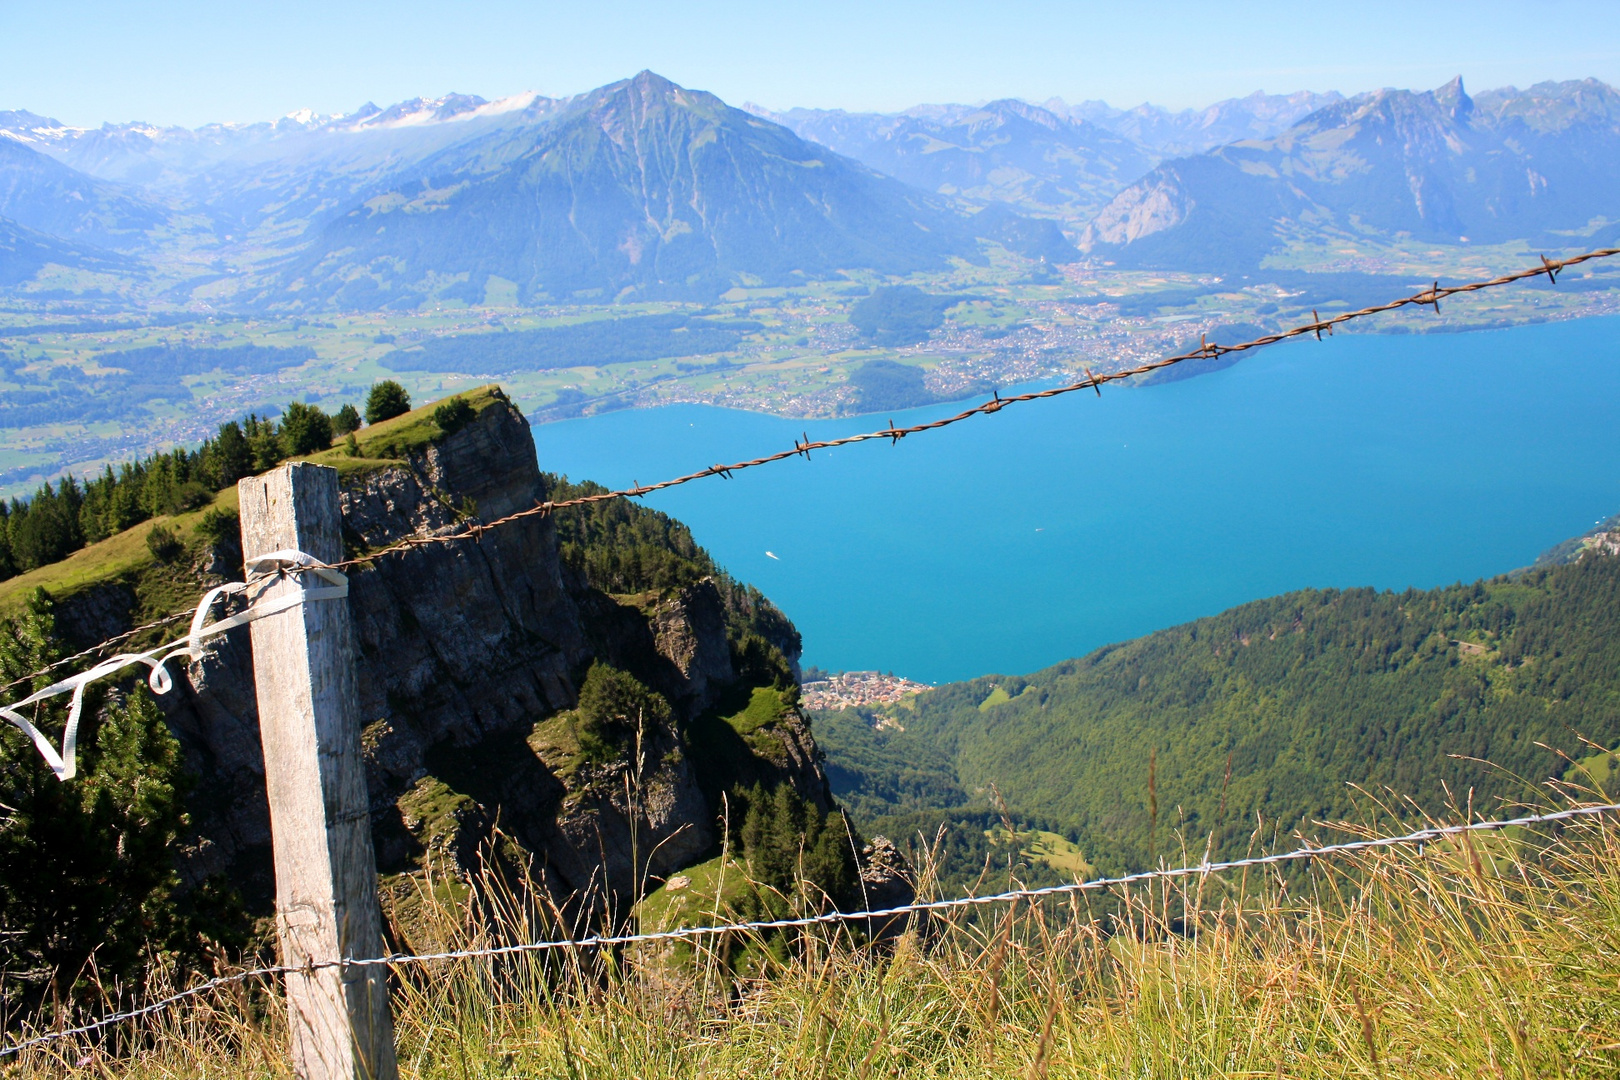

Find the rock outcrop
[[99, 391, 832, 917]]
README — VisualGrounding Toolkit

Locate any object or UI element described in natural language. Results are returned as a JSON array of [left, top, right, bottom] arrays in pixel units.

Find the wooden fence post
[[238, 463, 397, 1080]]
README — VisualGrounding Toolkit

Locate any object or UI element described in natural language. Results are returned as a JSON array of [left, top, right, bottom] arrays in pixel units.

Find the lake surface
[[531, 316, 1620, 684]]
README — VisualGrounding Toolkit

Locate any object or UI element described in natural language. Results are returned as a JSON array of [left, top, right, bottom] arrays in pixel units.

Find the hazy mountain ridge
[[756, 99, 1153, 222], [2, 74, 1618, 307], [1052, 90, 1346, 155], [0, 136, 178, 251], [0, 93, 576, 243], [0, 214, 133, 286], [1080, 77, 1620, 271]]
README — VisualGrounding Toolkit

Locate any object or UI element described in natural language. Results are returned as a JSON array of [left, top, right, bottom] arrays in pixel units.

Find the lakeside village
[[801, 670, 933, 712]]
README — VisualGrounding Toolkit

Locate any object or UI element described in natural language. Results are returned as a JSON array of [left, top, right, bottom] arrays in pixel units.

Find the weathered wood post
[[238, 463, 397, 1080]]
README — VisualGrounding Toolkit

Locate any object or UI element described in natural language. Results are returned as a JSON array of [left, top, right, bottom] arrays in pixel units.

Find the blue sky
[[8, 0, 1620, 127]]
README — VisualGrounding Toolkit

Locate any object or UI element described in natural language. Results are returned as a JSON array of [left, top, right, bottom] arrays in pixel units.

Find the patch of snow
[[474, 91, 545, 117]]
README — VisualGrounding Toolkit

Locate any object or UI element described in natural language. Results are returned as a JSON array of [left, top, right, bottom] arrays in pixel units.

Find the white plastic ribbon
[[0, 549, 347, 781]]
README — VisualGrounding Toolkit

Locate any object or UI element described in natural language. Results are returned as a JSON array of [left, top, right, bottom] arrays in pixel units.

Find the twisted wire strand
[[8, 246, 1614, 683], [3, 800, 1614, 1060], [319, 246, 1620, 570], [0, 246, 1616, 1051], [0, 610, 194, 697]]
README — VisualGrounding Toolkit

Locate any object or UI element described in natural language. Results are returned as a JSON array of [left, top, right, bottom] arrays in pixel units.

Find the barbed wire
[[0, 249, 1616, 1058], [3, 800, 1614, 1060], [319, 246, 1620, 570], [5, 246, 1614, 694], [0, 961, 289, 1062], [0, 553, 343, 780], [0, 610, 194, 698]]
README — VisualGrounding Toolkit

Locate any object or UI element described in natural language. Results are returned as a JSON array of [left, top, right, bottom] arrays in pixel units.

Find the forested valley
[[815, 544, 1620, 871]]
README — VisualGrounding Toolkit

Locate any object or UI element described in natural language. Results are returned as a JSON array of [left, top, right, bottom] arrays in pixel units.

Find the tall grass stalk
[[9, 801, 1620, 1078]]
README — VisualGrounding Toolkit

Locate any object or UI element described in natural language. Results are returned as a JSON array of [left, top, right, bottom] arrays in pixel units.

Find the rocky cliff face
[[107, 391, 830, 918]]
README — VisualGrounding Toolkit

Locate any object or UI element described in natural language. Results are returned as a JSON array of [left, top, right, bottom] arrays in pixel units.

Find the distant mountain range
[[1051, 90, 1345, 156], [1, 74, 1618, 307], [756, 91, 1342, 221], [273, 72, 1001, 306], [0, 137, 177, 251], [1081, 78, 1620, 271], [0, 215, 130, 287], [754, 99, 1153, 221], [0, 74, 1062, 305], [0, 95, 572, 240]]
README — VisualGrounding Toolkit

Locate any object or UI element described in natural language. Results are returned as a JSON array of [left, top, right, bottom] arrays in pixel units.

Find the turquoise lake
[[531, 316, 1620, 685]]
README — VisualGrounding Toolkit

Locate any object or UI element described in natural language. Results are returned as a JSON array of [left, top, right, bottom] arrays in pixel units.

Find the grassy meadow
[[8, 794, 1620, 1078]]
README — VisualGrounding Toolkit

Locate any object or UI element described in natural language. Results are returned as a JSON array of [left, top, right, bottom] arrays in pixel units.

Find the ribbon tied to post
[[0, 549, 346, 781]]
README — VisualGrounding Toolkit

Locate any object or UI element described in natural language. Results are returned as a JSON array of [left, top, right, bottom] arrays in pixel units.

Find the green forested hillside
[[820, 549, 1620, 864]]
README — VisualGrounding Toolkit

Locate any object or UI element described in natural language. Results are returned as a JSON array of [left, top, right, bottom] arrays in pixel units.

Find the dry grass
[[9, 800, 1620, 1079]]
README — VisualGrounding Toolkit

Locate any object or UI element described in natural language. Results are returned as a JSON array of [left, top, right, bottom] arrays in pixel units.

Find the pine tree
[[280, 401, 334, 456], [0, 590, 199, 1011]]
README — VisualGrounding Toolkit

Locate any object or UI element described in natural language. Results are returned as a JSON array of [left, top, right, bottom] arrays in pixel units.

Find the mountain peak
[[581, 70, 733, 127], [628, 70, 681, 96], [976, 98, 1067, 130], [1433, 75, 1471, 117], [275, 71, 979, 306]]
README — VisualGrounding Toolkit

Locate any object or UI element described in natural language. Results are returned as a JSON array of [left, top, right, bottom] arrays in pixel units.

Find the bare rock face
[[125, 391, 830, 916], [856, 835, 917, 942], [650, 581, 735, 714]]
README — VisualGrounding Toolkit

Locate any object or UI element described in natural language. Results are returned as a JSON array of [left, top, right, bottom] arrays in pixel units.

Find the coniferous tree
[[279, 401, 334, 456], [0, 590, 198, 1011], [206, 421, 254, 489], [737, 782, 860, 911], [244, 414, 285, 471], [332, 403, 362, 435], [574, 661, 671, 761]]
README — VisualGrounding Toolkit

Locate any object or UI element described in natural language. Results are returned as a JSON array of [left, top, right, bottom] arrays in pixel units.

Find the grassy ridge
[[0, 385, 504, 622]]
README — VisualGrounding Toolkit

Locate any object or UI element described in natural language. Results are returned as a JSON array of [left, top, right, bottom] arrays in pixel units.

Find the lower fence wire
[[4, 246, 1620, 1056], [4, 800, 1616, 1060]]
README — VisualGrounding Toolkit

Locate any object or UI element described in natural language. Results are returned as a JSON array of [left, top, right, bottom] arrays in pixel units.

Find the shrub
[[433, 397, 476, 437], [195, 506, 239, 547], [164, 480, 213, 515], [145, 523, 183, 562], [344, 432, 361, 457], [332, 403, 362, 435], [279, 401, 334, 456], [365, 380, 412, 425], [574, 662, 671, 762]]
